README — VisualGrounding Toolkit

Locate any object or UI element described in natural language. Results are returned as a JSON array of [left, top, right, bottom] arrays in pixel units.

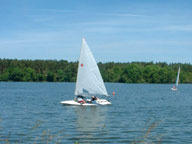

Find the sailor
[[173, 85, 176, 89], [91, 96, 97, 102], [76, 95, 86, 104]]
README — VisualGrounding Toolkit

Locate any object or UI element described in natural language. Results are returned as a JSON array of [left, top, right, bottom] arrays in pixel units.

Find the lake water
[[0, 82, 192, 144]]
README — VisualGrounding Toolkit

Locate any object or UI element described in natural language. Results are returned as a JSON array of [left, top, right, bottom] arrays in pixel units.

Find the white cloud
[[26, 8, 76, 14], [162, 25, 192, 31], [96, 12, 147, 17]]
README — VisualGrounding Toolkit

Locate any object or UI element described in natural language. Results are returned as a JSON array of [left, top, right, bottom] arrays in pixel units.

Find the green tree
[[8, 67, 24, 81], [0, 71, 9, 81], [23, 67, 37, 81], [46, 72, 56, 82], [0, 59, 192, 83]]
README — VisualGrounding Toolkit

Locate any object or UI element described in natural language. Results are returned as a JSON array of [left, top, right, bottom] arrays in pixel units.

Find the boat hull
[[60, 100, 96, 106], [96, 99, 111, 105], [60, 99, 111, 106], [171, 87, 177, 91]]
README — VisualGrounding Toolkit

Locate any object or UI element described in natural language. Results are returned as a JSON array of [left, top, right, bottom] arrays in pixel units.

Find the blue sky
[[0, 0, 192, 63]]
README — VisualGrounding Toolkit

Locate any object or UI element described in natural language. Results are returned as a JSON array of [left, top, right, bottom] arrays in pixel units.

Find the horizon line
[[0, 58, 191, 65]]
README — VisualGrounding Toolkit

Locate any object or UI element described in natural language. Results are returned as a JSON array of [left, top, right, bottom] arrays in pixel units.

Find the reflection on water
[[75, 106, 106, 131], [73, 106, 107, 143]]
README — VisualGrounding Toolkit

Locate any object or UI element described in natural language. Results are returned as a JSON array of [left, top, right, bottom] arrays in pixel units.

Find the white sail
[[74, 38, 108, 97], [176, 66, 180, 87]]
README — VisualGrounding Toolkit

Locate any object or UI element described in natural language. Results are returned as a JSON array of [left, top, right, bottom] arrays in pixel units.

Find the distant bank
[[0, 59, 192, 83]]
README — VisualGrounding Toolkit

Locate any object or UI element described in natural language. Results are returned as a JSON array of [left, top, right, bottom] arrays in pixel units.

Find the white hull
[[96, 99, 111, 105], [171, 87, 177, 91], [60, 99, 111, 106], [60, 100, 96, 106]]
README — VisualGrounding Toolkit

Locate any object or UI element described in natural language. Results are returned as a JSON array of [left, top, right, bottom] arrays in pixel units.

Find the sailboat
[[60, 38, 111, 106], [171, 66, 180, 91]]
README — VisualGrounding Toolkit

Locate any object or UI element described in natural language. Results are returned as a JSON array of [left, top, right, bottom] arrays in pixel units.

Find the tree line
[[0, 59, 192, 83]]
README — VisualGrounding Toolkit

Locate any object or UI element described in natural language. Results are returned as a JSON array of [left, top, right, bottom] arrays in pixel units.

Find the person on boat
[[173, 85, 176, 89], [91, 96, 98, 102], [75, 95, 86, 104], [86, 96, 97, 103]]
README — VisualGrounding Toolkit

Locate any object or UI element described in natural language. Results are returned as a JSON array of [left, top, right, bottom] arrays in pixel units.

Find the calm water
[[0, 82, 192, 144]]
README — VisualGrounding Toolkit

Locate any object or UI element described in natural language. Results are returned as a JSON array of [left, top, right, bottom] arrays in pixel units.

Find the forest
[[0, 59, 192, 83]]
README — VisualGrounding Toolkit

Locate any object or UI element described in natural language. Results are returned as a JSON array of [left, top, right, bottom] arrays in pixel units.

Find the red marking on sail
[[81, 64, 83, 67]]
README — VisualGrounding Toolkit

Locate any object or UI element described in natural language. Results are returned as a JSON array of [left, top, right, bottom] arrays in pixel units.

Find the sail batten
[[75, 38, 108, 97]]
